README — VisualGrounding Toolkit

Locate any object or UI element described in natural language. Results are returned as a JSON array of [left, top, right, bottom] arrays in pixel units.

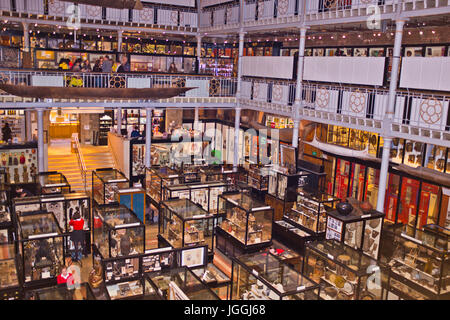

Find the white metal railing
[[240, 78, 450, 133], [0, 69, 238, 98], [0, 0, 198, 29], [72, 134, 87, 192]]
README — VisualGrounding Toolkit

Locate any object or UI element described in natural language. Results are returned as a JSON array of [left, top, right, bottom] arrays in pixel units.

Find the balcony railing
[[0, 69, 238, 98], [240, 78, 450, 134], [0, 0, 198, 30]]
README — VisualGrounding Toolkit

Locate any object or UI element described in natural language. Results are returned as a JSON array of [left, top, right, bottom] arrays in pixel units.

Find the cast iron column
[[37, 108, 44, 172], [376, 19, 405, 212], [22, 22, 29, 52], [145, 107, 152, 168], [233, 107, 241, 169], [292, 27, 307, 148], [117, 107, 122, 134]]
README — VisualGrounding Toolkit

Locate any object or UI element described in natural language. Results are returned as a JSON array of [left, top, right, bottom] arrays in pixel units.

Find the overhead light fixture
[[419, 31, 423, 35], [134, 0, 143, 10], [408, 31, 412, 35], [432, 30, 436, 34]]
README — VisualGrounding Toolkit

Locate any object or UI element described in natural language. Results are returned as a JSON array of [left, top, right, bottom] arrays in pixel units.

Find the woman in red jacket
[[57, 266, 72, 285], [69, 210, 84, 262]]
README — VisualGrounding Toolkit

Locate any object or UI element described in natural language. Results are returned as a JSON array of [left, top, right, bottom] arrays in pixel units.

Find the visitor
[[93, 59, 103, 87], [1, 122, 12, 142], [130, 125, 140, 138], [93, 59, 102, 72], [111, 59, 119, 72], [117, 55, 130, 73], [168, 62, 178, 73], [57, 266, 72, 284], [102, 55, 112, 73], [81, 60, 92, 72], [69, 210, 85, 262]]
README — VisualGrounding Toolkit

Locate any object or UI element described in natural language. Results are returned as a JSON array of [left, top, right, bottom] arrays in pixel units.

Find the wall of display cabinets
[[0, 243, 21, 300], [0, 142, 38, 185], [304, 148, 450, 230]]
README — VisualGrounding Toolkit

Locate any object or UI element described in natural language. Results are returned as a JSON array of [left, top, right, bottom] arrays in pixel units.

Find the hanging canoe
[[0, 84, 195, 100], [303, 135, 377, 160]]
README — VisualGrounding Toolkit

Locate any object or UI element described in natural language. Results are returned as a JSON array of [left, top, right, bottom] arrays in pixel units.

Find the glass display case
[[163, 181, 230, 214], [304, 240, 385, 300], [145, 167, 182, 205], [159, 198, 219, 254], [31, 283, 95, 300], [191, 263, 231, 300], [383, 224, 449, 300], [264, 240, 303, 273], [267, 168, 311, 221], [37, 172, 70, 195], [216, 192, 273, 257], [286, 189, 340, 236], [17, 212, 65, 287], [199, 164, 244, 187], [92, 204, 145, 260], [231, 252, 320, 300], [146, 267, 220, 300], [0, 243, 21, 300], [0, 189, 13, 243], [325, 201, 385, 259], [105, 279, 147, 300], [271, 219, 314, 255], [92, 169, 129, 206], [241, 164, 270, 192]]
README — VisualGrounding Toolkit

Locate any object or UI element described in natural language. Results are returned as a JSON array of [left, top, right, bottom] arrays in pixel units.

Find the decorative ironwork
[[419, 97, 443, 125]]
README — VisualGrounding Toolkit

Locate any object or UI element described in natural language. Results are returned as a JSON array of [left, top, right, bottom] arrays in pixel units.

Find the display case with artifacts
[[163, 180, 233, 214], [159, 198, 218, 256], [92, 168, 129, 206], [17, 211, 65, 288], [266, 166, 311, 220], [31, 283, 95, 300], [325, 198, 385, 259], [37, 172, 70, 195], [199, 164, 246, 192], [0, 188, 14, 243], [146, 267, 220, 300], [263, 240, 304, 273], [0, 243, 22, 300], [271, 219, 314, 256], [286, 189, 340, 236], [382, 224, 449, 300], [105, 279, 147, 300], [240, 163, 270, 192], [231, 252, 320, 300], [92, 204, 145, 261], [304, 240, 385, 300], [215, 192, 273, 257], [145, 166, 182, 205], [0, 142, 38, 184], [191, 263, 231, 300]]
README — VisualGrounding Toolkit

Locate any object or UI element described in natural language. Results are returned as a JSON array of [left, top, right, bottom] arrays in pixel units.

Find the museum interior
[[0, 0, 448, 301]]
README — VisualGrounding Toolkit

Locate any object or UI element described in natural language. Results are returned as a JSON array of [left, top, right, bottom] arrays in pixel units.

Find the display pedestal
[[215, 227, 272, 258]]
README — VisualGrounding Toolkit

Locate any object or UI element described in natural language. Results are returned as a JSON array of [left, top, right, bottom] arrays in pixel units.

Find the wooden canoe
[[0, 84, 195, 100]]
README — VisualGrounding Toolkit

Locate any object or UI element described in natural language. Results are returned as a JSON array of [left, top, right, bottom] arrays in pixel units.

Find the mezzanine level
[[0, 69, 448, 148], [200, 0, 450, 34]]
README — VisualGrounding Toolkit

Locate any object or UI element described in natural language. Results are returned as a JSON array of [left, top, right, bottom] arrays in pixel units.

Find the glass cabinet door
[[334, 159, 350, 200], [398, 178, 420, 227]]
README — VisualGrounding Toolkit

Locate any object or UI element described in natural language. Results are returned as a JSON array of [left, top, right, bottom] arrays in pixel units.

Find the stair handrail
[[72, 134, 87, 192]]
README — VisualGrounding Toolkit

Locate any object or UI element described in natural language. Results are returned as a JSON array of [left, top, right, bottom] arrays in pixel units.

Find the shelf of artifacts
[[272, 219, 315, 256], [0, 243, 22, 300], [263, 240, 304, 273], [145, 166, 182, 206], [266, 166, 311, 221], [159, 198, 219, 255], [382, 224, 449, 300], [285, 189, 340, 237], [163, 180, 234, 214], [325, 198, 385, 260], [145, 267, 220, 300], [98, 114, 113, 146], [231, 251, 320, 300], [92, 168, 130, 206], [199, 164, 246, 192], [0, 142, 38, 185], [92, 204, 145, 283], [105, 279, 149, 300], [215, 192, 273, 257], [304, 240, 386, 300], [13, 192, 91, 255], [16, 211, 66, 288]]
